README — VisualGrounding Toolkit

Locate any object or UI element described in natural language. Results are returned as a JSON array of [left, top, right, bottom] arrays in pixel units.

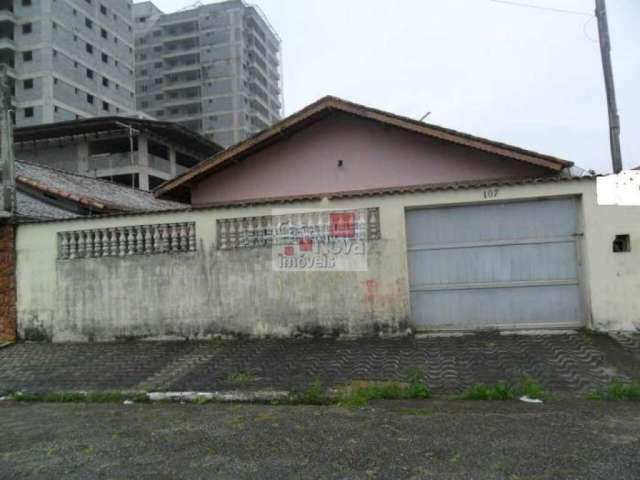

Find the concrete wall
[[15, 178, 640, 342], [191, 114, 555, 205]]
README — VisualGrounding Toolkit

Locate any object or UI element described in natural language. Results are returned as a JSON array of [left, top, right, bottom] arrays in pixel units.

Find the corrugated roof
[[16, 161, 188, 215], [155, 96, 575, 198]]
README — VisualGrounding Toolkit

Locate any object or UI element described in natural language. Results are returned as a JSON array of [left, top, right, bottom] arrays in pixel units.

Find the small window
[[22, 23, 32, 35], [102, 101, 109, 112], [101, 29, 108, 39], [87, 94, 94, 104], [23, 79, 33, 89], [101, 52, 108, 63], [86, 69, 94, 79], [22, 0, 32, 6], [24, 107, 34, 118], [52, 22, 57, 30], [86, 43, 93, 54], [23, 51, 33, 62], [613, 235, 631, 253], [102, 77, 109, 87], [85, 18, 93, 29], [100, 4, 107, 15]]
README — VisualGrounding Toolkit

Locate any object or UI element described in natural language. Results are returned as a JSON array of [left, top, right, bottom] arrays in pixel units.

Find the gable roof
[[155, 96, 574, 199], [16, 161, 187, 220]]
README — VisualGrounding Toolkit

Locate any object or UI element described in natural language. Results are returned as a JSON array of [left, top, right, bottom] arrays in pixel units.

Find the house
[[5, 97, 639, 342], [14, 116, 223, 192], [15, 161, 187, 222]]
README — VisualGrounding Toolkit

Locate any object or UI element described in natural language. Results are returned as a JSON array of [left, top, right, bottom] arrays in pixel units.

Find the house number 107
[[483, 188, 499, 199]]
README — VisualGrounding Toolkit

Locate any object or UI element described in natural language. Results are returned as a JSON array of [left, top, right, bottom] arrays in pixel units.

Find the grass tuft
[[587, 379, 640, 401], [337, 369, 431, 407], [459, 378, 546, 401], [226, 371, 256, 385]]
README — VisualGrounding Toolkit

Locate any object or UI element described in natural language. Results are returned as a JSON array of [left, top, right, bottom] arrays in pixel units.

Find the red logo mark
[[330, 212, 355, 238]]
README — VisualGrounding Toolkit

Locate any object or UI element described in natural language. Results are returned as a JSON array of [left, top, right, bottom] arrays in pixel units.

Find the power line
[[491, 0, 593, 17]]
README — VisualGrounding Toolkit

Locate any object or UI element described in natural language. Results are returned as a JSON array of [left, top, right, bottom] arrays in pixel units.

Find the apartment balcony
[[0, 36, 15, 52], [163, 45, 200, 59], [0, 9, 16, 24], [88, 152, 173, 176]]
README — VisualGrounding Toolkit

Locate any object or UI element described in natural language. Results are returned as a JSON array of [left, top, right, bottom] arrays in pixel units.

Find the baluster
[[246, 218, 256, 248], [60, 232, 69, 259], [219, 220, 228, 250], [124, 227, 133, 255], [69, 232, 78, 259], [117, 229, 126, 257], [161, 224, 170, 253], [108, 228, 118, 256], [368, 208, 380, 239], [264, 216, 273, 246], [357, 210, 367, 241], [144, 226, 153, 254], [237, 219, 246, 248], [171, 224, 181, 252], [85, 230, 94, 258], [255, 217, 264, 247], [152, 225, 161, 253], [102, 229, 110, 257], [135, 226, 144, 254], [188, 223, 196, 252], [76, 231, 86, 258], [179, 223, 188, 251], [228, 219, 237, 249], [94, 230, 103, 257]]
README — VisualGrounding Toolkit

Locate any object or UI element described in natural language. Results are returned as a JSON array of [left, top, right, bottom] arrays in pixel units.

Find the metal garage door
[[406, 198, 583, 330]]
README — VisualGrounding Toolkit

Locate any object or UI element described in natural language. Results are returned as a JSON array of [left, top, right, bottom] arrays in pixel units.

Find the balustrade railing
[[217, 208, 380, 250], [58, 222, 196, 260]]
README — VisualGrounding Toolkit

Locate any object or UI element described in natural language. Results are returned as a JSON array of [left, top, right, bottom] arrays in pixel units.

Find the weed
[[226, 371, 256, 385], [587, 379, 640, 401], [398, 407, 434, 416], [459, 378, 546, 401], [300, 379, 328, 405]]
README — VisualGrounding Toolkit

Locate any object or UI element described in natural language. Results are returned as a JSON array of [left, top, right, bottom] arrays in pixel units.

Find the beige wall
[[15, 178, 640, 342], [191, 114, 554, 205]]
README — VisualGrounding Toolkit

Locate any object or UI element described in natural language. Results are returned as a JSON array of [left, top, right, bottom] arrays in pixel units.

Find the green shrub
[[459, 379, 546, 401], [587, 380, 640, 401]]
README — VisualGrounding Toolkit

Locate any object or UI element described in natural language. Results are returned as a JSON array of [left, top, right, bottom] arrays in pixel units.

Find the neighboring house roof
[[155, 96, 574, 199], [16, 161, 187, 221], [14, 116, 223, 157], [17, 191, 80, 221]]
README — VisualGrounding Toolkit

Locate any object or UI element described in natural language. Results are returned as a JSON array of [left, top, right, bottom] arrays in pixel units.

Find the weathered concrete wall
[[191, 114, 554, 205], [0, 223, 17, 342], [15, 178, 640, 342]]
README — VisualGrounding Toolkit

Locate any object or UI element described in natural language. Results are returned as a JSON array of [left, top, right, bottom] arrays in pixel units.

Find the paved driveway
[[1, 400, 639, 479], [0, 332, 639, 395]]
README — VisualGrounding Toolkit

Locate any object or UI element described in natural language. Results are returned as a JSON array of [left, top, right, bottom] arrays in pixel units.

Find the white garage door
[[406, 198, 583, 330]]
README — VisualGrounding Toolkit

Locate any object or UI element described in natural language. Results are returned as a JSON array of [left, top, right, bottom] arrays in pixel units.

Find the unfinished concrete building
[[14, 116, 222, 191], [134, 1, 282, 148], [0, 0, 137, 127]]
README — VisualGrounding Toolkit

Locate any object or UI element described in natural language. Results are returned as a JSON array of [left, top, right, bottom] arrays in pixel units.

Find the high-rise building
[[134, 1, 282, 148], [1, 0, 137, 126]]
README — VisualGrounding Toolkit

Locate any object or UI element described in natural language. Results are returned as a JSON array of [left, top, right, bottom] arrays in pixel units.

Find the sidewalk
[[0, 331, 638, 396]]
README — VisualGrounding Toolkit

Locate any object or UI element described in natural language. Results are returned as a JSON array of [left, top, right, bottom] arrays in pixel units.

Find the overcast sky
[[140, 0, 639, 173]]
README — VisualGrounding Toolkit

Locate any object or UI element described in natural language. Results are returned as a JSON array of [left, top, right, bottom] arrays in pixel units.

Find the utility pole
[[0, 65, 15, 217], [595, 0, 623, 173]]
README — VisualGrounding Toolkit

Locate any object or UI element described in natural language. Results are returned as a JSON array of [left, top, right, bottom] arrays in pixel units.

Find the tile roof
[[155, 96, 574, 199], [16, 161, 187, 220], [17, 191, 80, 221]]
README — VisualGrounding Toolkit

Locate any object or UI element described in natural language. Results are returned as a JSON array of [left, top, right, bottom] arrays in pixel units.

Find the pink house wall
[[191, 114, 555, 205]]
